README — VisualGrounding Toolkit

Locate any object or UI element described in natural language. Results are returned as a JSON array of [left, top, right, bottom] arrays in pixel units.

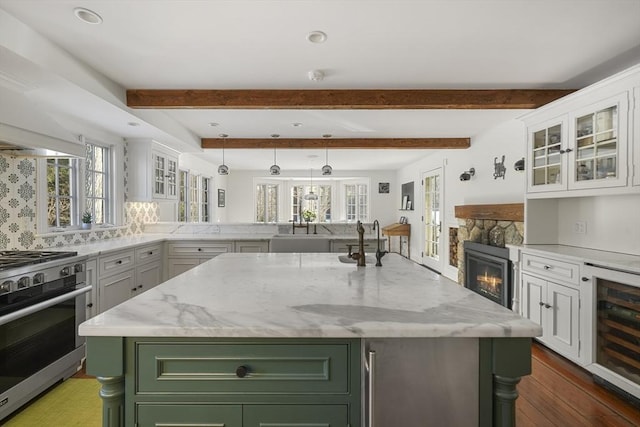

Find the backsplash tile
[[0, 153, 156, 250]]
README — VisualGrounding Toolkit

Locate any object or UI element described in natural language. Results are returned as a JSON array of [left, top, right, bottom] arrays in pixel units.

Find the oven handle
[[0, 285, 91, 327]]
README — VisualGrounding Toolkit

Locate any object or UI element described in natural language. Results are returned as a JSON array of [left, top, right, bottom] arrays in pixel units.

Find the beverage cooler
[[583, 263, 640, 401]]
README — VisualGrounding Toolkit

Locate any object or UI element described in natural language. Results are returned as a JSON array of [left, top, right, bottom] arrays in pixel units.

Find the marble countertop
[[521, 244, 640, 275], [67, 233, 383, 257], [79, 253, 541, 339]]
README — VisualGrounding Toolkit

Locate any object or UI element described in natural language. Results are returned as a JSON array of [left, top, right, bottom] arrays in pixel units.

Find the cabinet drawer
[[137, 403, 241, 427], [244, 404, 348, 426], [521, 253, 580, 285], [167, 241, 233, 257], [135, 244, 162, 264], [99, 249, 135, 277], [234, 240, 269, 253], [136, 343, 349, 394]]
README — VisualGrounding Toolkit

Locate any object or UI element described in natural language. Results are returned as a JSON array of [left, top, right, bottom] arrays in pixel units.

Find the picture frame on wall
[[218, 189, 225, 207], [378, 182, 390, 193]]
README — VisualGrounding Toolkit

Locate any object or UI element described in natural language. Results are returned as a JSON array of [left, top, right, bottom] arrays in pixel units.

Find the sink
[[337, 255, 376, 264], [270, 236, 330, 253]]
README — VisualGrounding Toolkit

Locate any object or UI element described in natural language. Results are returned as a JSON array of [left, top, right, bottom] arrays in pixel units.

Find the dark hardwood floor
[[517, 342, 640, 426]]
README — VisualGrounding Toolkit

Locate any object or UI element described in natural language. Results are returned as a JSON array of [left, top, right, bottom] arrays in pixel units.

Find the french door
[[422, 168, 443, 272]]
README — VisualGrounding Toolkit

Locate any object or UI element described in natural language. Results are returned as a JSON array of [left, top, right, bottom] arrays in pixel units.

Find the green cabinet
[[113, 338, 361, 427], [136, 404, 347, 427]]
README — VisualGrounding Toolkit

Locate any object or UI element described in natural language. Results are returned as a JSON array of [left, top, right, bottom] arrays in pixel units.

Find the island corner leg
[[97, 376, 125, 427], [85, 336, 126, 427], [479, 337, 532, 427]]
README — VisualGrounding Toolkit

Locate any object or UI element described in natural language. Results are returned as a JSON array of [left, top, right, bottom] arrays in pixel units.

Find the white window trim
[[35, 138, 125, 234]]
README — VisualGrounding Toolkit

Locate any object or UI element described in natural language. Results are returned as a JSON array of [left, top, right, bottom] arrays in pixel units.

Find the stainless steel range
[[0, 250, 89, 421]]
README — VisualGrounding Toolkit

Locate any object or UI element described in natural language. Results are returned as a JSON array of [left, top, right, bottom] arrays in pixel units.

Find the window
[[178, 170, 188, 222], [201, 177, 210, 222], [291, 184, 332, 223], [256, 183, 279, 223], [189, 174, 199, 221], [345, 183, 368, 222], [47, 158, 78, 227], [85, 143, 111, 225]]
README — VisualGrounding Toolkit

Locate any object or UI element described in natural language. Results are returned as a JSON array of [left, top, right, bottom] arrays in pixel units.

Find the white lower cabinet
[[234, 240, 269, 253], [101, 268, 137, 312], [98, 244, 165, 313], [166, 241, 233, 279], [520, 251, 585, 362], [167, 258, 200, 279]]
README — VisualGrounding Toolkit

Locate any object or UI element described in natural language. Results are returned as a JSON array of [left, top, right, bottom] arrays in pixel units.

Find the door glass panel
[[574, 105, 617, 182], [531, 123, 563, 187]]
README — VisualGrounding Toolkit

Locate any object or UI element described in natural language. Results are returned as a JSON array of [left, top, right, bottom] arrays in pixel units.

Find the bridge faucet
[[350, 220, 367, 266], [372, 219, 388, 267]]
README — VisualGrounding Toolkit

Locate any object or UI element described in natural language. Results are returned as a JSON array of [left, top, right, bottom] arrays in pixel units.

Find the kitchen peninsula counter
[[81, 253, 541, 427]]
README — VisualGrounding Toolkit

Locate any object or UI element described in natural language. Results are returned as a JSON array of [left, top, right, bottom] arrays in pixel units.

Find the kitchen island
[[80, 253, 541, 427]]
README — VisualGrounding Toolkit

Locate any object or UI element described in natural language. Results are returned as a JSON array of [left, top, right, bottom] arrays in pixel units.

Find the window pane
[[59, 197, 72, 226]]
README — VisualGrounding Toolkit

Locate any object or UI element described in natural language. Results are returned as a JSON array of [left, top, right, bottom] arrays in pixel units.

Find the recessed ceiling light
[[307, 31, 327, 43], [209, 122, 219, 127], [73, 7, 103, 25], [322, 134, 332, 138], [291, 122, 303, 127], [307, 154, 319, 159], [270, 134, 280, 138], [218, 133, 229, 138], [127, 121, 140, 127]]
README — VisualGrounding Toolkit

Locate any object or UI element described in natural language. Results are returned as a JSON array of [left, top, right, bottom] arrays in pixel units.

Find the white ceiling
[[1, 0, 640, 170]]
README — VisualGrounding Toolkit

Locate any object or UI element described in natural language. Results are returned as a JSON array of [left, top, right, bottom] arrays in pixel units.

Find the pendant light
[[217, 134, 229, 175], [269, 134, 281, 175], [321, 134, 332, 176], [303, 168, 318, 200]]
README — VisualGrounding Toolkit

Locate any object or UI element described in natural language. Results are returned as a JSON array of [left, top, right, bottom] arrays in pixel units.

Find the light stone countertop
[[521, 244, 640, 275], [67, 233, 383, 258], [79, 252, 542, 339]]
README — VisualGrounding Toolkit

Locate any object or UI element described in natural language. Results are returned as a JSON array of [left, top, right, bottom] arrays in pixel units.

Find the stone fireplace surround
[[454, 203, 524, 286]]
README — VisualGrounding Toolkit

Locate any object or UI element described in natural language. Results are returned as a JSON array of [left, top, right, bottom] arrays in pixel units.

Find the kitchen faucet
[[349, 220, 367, 266], [372, 219, 388, 266]]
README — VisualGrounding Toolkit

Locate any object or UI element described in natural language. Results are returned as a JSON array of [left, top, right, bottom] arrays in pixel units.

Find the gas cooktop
[[0, 250, 79, 271]]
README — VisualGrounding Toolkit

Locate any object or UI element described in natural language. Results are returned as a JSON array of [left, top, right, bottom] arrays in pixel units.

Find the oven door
[[0, 284, 89, 395], [582, 263, 640, 400]]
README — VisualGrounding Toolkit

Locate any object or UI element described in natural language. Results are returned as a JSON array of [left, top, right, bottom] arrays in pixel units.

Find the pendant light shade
[[217, 134, 229, 175], [303, 168, 318, 200], [269, 146, 281, 175], [321, 146, 332, 176]]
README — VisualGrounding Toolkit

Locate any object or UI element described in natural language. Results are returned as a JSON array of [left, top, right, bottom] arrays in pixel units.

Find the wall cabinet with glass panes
[[526, 92, 629, 195], [127, 139, 179, 202]]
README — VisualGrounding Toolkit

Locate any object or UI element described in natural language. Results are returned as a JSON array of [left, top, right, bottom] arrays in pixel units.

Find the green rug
[[3, 378, 101, 427]]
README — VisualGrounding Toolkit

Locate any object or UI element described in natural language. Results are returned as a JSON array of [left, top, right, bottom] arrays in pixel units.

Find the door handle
[[365, 350, 376, 427]]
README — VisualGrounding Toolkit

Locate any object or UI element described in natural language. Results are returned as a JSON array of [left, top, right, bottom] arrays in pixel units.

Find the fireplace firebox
[[463, 241, 512, 308]]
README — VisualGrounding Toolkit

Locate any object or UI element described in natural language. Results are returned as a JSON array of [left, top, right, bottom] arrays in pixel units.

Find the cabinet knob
[[87, 303, 93, 308], [581, 277, 589, 282], [544, 303, 552, 309], [116, 260, 123, 265], [565, 148, 573, 153], [539, 301, 545, 306], [131, 287, 137, 292], [148, 251, 153, 255], [235, 365, 249, 378], [198, 248, 203, 252], [543, 265, 551, 270]]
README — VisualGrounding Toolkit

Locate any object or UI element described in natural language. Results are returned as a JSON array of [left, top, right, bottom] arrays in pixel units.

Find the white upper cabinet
[[127, 139, 179, 202], [567, 92, 629, 191], [522, 64, 639, 198]]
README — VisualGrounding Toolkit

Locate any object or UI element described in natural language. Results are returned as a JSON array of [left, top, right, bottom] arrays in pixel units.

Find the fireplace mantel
[[454, 203, 524, 222]]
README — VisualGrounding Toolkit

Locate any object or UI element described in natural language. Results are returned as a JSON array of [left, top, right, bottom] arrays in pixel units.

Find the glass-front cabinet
[[568, 93, 629, 191], [527, 117, 568, 193], [527, 92, 629, 194], [152, 151, 178, 199]]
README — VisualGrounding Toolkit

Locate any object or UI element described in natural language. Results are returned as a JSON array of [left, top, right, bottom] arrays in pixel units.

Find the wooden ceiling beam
[[127, 89, 575, 110], [201, 137, 470, 149]]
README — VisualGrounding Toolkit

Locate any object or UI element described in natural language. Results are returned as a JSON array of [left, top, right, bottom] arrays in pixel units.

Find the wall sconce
[[514, 158, 525, 171], [459, 168, 475, 181]]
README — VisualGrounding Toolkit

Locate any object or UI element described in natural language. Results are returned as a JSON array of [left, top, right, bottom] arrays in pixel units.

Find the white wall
[[397, 119, 527, 279], [225, 169, 397, 224], [556, 194, 640, 255]]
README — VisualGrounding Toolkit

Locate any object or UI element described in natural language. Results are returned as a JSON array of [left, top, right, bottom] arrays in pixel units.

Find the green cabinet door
[[243, 405, 349, 427], [137, 403, 242, 427]]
